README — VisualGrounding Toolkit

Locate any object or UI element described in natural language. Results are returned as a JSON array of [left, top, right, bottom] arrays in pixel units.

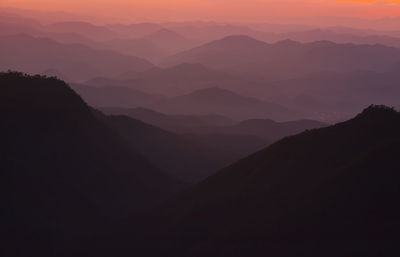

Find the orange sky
[[2, 0, 400, 23]]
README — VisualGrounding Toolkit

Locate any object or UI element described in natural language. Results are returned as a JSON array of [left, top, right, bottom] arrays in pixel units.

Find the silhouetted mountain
[[105, 115, 267, 183], [87, 105, 400, 257], [0, 72, 179, 257], [149, 87, 305, 121], [45, 21, 118, 41], [70, 83, 164, 108], [41, 68, 71, 81], [0, 34, 153, 81], [163, 35, 400, 79]]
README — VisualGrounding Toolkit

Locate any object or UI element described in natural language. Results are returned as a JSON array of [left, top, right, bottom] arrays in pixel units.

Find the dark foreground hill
[[85, 105, 400, 257], [0, 72, 180, 257]]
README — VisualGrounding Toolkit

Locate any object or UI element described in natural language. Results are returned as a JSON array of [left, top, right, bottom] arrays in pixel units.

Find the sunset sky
[[3, 0, 400, 23]]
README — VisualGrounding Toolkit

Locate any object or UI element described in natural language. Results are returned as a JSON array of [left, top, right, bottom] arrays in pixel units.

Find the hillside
[[86, 105, 400, 257], [0, 72, 179, 257]]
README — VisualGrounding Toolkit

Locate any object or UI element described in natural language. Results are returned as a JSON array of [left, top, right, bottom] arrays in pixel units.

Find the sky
[[2, 0, 400, 23]]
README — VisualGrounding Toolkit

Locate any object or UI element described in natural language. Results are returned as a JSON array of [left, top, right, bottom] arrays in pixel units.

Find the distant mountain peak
[[188, 87, 238, 97], [146, 28, 186, 40], [275, 39, 301, 46], [218, 34, 267, 45]]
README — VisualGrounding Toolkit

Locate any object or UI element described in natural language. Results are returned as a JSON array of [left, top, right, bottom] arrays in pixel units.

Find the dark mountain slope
[[87, 105, 400, 257], [0, 72, 179, 257]]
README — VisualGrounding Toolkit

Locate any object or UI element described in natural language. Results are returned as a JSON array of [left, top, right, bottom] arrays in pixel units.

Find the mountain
[[255, 70, 400, 121], [101, 107, 236, 133], [143, 28, 194, 55], [0, 18, 100, 47], [163, 35, 400, 79], [105, 115, 267, 183], [83, 63, 263, 97], [0, 72, 180, 257], [102, 107, 326, 142], [70, 83, 164, 108], [45, 21, 118, 41], [86, 105, 400, 257], [0, 19, 168, 62], [100, 38, 168, 62], [163, 35, 270, 68], [273, 29, 400, 48], [200, 118, 328, 141], [149, 87, 305, 121], [0, 34, 153, 81], [106, 23, 164, 38], [41, 68, 71, 81], [163, 22, 267, 44]]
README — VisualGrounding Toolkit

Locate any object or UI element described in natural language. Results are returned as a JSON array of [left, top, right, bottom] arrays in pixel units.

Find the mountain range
[[0, 34, 153, 81], [149, 87, 305, 121], [163, 35, 400, 79], [70, 83, 164, 108], [103, 107, 326, 142], [3, 9, 400, 257]]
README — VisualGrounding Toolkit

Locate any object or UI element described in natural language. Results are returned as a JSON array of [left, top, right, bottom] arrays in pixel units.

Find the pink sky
[[2, 0, 400, 23]]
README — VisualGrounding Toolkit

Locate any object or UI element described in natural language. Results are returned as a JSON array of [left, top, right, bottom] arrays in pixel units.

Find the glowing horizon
[[2, 0, 400, 23]]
